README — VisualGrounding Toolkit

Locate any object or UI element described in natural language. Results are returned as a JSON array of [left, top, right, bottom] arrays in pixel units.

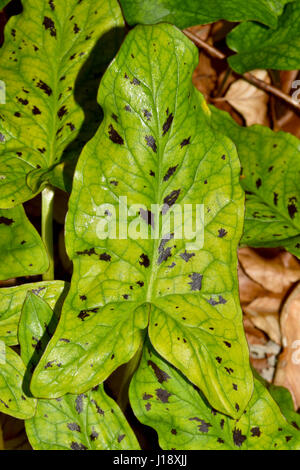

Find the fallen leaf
[[239, 248, 300, 294], [274, 282, 300, 409], [238, 263, 266, 305], [223, 70, 270, 126], [192, 52, 217, 99], [244, 295, 282, 344]]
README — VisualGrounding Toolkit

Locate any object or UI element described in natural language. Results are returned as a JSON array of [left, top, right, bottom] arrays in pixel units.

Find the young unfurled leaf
[[0, 205, 48, 281], [0, 344, 36, 419], [19, 290, 68, 371], [211, 106, 300, 259], [31, 24, 252, 418], [130, 341, 300, 450], [119, 0, 292, 29], [0, 280, 67, 346], [0, 0, 124, 207], [227, 2, 300, 73], [18, 285, 139, 450]]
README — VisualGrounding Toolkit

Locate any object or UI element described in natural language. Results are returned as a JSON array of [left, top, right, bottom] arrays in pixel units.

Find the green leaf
[[18, 284, 139, 449], [227, 2, 300, 73], [0, 0, 10, 10], [119, 0, 293, 29], [25, 385, 140, 450], [31, 23, 252, 418], [19, 289, 69, 371], [268, 383, 300, 432], [210, 106, 300, 259], [0, 0, 124, 207], [130, 341, 300, 450], [0, 280, 67, 346], [0, 205, 49, 281], [0, 344, 36, 419]]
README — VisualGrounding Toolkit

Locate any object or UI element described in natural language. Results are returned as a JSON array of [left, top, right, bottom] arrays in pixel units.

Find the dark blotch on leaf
[[140, 208, 154, 227], [75, 394, 85, 414], [233, 428, 247, 447], [139, 253, 150, 268], [143, 393, 153, 400], [163, 165, 178, 182], [162, 189, 180, 214], [256, 178, 262, 189], [145, 135, 157, 153], [250, 426, 261, 437], [77, 308, 98, 321], [58, 106, 68, 119], [148, 360, 171, 383], [180, 250, 195, 262], [70, 442, 87, 450], [43, 16, 57, 37], [0, 216, 14, 226], [143, 109, 152, 121], [32, 106, 41, 115], [36, 80, 52, 96], [90, 430, 98, 441], [207, 295, 227, 306], [155, 388, 171, 403], [180, 137, 191, 148], [67, 422, 81, 432], [108, 124, 124, 145], [100, 253, 111, 262], [162, 113, 174, 136], [188, 273, 203, 291], [288, 197, 298, 219], [218, 228, 227, 238]]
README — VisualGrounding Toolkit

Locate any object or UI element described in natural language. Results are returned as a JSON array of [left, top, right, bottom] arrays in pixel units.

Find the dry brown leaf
[[238, 247, 300, 294], [192, 52, 217, 99], [244, 316, 268, 346], [187, 24, 211, 41], [274, 283, 300, 409], [238, 263, 267, 305], [244, 295, 281, 344], [223, 69, 270, 126], [244, 317, 280, 381]]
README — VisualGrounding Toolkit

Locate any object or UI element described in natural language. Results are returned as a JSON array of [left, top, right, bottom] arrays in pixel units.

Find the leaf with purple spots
[[31, 24, 252, 418], [130, 342, 300, 450]]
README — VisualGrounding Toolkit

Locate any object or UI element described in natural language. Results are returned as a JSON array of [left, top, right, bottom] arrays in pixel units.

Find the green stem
[[117, 340, 144, 412], [42, 185, 55, 281]]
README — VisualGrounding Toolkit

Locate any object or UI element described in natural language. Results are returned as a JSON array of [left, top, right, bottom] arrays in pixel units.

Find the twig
[[184, 29, 225, 59], [243, 72, 300, 111], [183, 29, 300, 112]]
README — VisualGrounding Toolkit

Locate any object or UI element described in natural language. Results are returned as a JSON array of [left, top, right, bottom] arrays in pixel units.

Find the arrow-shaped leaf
[[211, 106, 300, 259], [119, 0, 293, 29], [0, 0, 124, 207], [30, 23, 252, 418], [227, 1, 300, 73], [130, 341, 300, 450], [0, 205, 49, 281]]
